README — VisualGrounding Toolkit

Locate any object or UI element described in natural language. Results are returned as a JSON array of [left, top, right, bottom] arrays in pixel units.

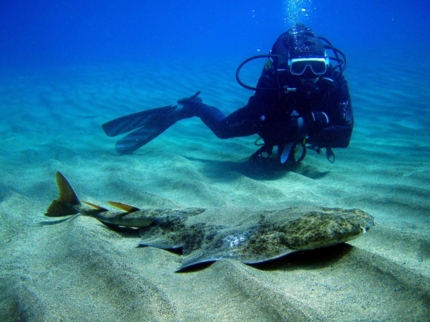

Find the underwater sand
[[1, 58, 430, 321]]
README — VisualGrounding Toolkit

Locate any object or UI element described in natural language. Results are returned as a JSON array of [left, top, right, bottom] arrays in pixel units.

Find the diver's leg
[[197, 105, 257, 138], [176, 92, 257, 139]]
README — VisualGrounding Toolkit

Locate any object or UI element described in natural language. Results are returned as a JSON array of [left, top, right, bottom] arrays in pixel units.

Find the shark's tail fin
[[45, 171, 81, 217]]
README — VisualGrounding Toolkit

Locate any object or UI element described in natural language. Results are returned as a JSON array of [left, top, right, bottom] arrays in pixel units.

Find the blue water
[[2, 0, 429, 70]]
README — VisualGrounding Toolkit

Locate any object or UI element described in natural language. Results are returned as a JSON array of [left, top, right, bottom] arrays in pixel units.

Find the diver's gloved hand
[[259, 119, 300, 144], [176, 91, 203, 119], [305, 112, 329, 132]]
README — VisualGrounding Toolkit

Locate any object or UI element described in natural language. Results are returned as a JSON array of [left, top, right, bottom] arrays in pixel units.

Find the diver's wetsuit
[[194, 68, 353, 151]]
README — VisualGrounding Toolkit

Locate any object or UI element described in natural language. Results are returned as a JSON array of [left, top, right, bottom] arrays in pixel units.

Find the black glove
[[258, 119, 299, 146], [305, 112, 329, 132]]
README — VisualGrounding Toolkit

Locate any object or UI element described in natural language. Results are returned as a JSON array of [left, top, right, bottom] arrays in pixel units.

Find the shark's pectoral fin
[[178, 251, 222, 271], [138, 237, 184, 250], [178, 247, 298, 271], [138, 215, 196, 251]]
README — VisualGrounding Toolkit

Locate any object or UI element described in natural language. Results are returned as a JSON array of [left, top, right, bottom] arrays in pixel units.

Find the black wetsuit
[[195, 68, 353, 152]]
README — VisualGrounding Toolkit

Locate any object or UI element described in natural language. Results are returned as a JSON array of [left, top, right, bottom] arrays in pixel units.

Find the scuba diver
[[103, 23, 353, 164]]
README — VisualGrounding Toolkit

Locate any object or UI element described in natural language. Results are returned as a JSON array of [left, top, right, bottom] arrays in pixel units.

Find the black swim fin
[[102, 105, 177, 137], [102, 92, 202, 155], [114, 116, 177, 155], [102, 104, 179, 155]]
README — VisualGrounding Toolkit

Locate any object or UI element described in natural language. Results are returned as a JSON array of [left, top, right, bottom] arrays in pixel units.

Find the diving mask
[[288, 57, 328, 76]]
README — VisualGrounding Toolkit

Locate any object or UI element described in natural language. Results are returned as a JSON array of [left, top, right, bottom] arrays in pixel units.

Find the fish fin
[[55, 171, 80, 204], [139, 219, 186, 250], [178, 252, 219, 272], [138, 238, 184, 250], [107, 201, 140, 213], [82, 201, 108, 212], [44, 171, 81, 217]]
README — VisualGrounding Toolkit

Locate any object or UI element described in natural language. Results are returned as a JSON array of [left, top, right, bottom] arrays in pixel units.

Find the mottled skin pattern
[[139, 215, 226, 254], [139, 208, 374, 271]]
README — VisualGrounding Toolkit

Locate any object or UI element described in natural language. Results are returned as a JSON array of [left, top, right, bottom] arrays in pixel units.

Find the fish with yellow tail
[[45, 171, 206, 227]]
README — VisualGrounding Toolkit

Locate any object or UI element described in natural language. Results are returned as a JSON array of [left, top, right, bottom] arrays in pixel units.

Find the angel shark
[[138, 207, 374, 271], [45, 171, 374, 271]]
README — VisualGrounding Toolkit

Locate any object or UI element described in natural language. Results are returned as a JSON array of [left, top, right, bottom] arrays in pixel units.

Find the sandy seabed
[[1, 58, 430, 321]]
